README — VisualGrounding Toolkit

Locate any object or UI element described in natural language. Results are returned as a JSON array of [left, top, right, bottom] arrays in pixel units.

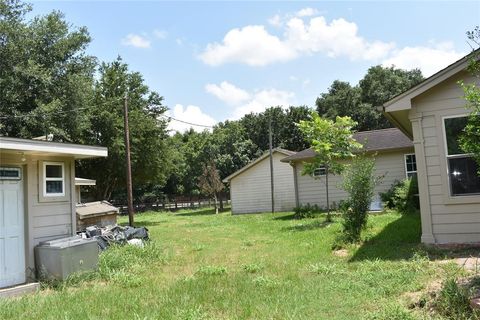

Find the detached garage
[[223, 148, 296, 214]]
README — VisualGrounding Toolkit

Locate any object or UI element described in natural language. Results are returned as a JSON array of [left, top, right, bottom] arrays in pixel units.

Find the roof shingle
[[280, 128, 413, 163]]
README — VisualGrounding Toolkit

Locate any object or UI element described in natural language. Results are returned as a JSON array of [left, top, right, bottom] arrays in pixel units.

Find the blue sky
[[31, 1, 479, 131]]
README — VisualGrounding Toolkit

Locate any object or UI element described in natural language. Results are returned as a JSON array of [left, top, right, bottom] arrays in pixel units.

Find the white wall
[[230, 152, 295, 214], [295, 150, 412, 209]]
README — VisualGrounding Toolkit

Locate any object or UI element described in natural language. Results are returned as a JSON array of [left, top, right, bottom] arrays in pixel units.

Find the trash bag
[[80, 224, 149, 250]]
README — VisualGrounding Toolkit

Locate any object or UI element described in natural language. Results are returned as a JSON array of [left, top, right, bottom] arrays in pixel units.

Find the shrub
[[340, 156, 379, 243], [293, 203, 321, 219], [380, 177, 419, 214]]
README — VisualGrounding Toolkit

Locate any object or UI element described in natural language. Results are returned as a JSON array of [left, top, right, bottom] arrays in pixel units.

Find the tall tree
[[0, 0, 95, 141], [198, 160, 224, 214], [316, 66, 424, 131], [77, 58, 171, 200], [298, 113, 362, 222]]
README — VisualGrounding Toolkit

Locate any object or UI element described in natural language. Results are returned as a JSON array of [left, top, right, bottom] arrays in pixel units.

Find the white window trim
[[442, 114, 480, 197], [404, 153, 417, 179], [43, 161, 65, 197]]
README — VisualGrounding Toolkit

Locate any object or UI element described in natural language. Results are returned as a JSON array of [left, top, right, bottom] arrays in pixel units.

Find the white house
[[0, 137, 107, 290], [383, 50, 480, 244], [223, 148, 296, 214]]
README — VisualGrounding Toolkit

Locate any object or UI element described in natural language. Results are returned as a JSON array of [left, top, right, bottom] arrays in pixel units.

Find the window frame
[[312, 166, 327, 177], [404, 153, 417, 179], [43, 161, 65, 197], [442, 114, 480, 197]]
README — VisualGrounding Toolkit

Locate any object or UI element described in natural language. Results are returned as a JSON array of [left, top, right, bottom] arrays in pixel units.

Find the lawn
[[0, 209, 459, 319]]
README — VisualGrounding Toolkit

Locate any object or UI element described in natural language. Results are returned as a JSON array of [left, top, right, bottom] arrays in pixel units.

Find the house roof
[[76, 201, 119, 219], [280, 128, 413, 163], [0, 137, 108, 159], [382, 49, 479, 137], [222, 148, 295, 183], [75, 177, 96, 186]]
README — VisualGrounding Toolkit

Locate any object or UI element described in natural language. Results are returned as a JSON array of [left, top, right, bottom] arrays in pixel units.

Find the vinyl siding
[[410, 70, 480, 244], [0, 153, 75, 274], [295, 150, 412, 208], [230, 152, 295, 214]]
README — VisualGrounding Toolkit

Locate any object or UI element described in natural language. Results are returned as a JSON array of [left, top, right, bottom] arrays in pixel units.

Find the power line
[[160, 114, 214, 128]]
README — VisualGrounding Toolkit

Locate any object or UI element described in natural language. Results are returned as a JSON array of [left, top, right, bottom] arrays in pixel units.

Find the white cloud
[[205, 82, 294, 119], [121, 34, 151, 48], [199, 13, 463, 76], [268, 14, 282, 27], [284, 17, 395, 61], [199, 25, 297, 66], [232, 89, 295, 119], [166, 104, 216, 133], [382, 42, 465, 77], [296, 7, 319, 17], [153, 29, 168, 39], [205, 81, 251, 105]]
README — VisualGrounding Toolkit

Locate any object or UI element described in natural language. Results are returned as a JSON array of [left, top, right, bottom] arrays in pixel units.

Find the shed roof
[[76, 201, 119, 219], [0, 137, 107, 159], [222, 148, 295, 183], [280, 128, 412, 163], [75, 177, 96, 186]]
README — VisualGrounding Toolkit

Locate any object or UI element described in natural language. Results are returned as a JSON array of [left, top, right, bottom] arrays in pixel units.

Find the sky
[[30, 1, 480, 132]]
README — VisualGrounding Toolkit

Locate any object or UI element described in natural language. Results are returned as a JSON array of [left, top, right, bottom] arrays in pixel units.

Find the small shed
[[223, 148, 296, 214], [76, 201, 119, 231]]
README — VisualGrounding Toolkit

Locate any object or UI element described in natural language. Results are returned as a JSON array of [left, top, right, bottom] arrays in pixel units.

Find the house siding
[[0, 153, 74, 278], [294, 150, 413, 209], [230, 152, 295, 214], [410, 70, 480, 244]]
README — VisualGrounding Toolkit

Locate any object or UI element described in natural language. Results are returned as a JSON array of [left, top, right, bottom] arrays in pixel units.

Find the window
[[43, 162, 65, 197], [443, 116, 480, 196], [312, 167, 326, 177], [404, 154, 417, 179]]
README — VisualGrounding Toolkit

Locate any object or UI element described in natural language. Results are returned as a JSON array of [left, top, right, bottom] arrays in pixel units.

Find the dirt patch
[[332, 249, 349, 257]]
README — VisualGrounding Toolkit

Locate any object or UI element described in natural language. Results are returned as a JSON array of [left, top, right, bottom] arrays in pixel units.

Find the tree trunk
[[214, 193, 218, 214], [219, 193, 224, 211]]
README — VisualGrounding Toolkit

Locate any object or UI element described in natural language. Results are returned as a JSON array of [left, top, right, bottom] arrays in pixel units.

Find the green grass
[[0, 209, 457, 319]]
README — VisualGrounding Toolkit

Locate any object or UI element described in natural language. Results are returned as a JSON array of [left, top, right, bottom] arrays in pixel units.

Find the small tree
[[459, 27, 480, 168], [198, 160, 224, 214], [298, 113, 362, 221], [340, 155, 380, 242]]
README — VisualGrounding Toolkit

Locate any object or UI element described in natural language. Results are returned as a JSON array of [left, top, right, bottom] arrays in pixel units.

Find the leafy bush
[[340, 156, 379, 243], [294, 203, 321, 219], [380, 177, 419, 214]]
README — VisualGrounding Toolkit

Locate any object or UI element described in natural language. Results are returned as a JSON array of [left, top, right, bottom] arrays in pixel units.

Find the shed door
[[0, 175, 26, 288]]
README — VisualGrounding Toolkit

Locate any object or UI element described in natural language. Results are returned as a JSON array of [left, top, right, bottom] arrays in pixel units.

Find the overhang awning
[[75, 177, 96, 186], [0, 137, 107, 159]]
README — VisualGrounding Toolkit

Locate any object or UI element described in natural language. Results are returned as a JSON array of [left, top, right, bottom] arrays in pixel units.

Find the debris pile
[[79, 225, 149, 250]]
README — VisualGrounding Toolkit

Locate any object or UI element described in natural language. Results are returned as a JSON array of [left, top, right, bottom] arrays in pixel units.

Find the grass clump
[[196, 265, 227, 276], [241, 263, 264, 274], [363, 303, 416, 320], [435, 278, 476, 320]]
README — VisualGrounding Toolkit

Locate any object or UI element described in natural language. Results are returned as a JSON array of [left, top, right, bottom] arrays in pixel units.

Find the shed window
[[43, 162, 65, 197], [404, 154, 417, 179], [443, 116, 480, 196], [312, 167, 326, 177]]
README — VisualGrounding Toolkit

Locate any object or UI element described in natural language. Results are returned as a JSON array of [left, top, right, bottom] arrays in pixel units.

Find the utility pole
[[123, 93, 134, 226], [269, 117, 274, 213]]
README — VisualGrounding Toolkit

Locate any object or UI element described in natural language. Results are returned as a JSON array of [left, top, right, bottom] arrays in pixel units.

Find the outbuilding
[[0, 137, 107, 290], [281, 128, 415, 210], [223, 148, 296, 214]]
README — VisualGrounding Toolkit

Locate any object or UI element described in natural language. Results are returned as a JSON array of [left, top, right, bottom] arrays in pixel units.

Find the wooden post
[[124, 93, 134, 226]]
